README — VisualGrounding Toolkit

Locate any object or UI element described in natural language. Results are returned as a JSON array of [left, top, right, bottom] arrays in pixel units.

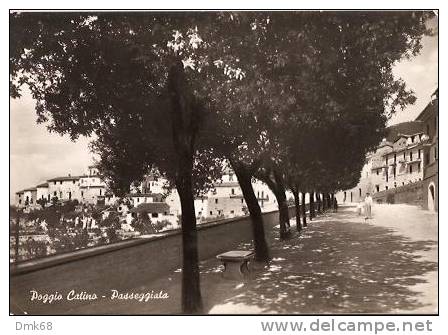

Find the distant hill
[[385, 121, 424, 142]]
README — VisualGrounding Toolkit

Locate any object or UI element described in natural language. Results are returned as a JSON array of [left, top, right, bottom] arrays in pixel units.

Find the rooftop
[[385, 121, 424, 143], [128, 193, 163, 198], [47, 175, 82, 182], [129, 202, 170, 214], [416, 89, 438, 121], [16, 187, 37, 194]]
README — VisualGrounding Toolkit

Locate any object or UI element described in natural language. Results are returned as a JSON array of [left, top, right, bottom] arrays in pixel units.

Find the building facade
[[416, 90, 438, 211], [337, 90, 438, 211], [338, 121, 429, 204]]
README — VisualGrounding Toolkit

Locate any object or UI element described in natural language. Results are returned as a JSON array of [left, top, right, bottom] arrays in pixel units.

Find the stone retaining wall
[[10, 206, 296, 314]]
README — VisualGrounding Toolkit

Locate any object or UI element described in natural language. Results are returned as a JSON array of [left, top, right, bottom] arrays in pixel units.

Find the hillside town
[[11, 164, 283, 262]]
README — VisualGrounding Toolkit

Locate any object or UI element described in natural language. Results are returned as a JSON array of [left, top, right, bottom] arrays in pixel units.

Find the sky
[[9, 16, 438, 201]]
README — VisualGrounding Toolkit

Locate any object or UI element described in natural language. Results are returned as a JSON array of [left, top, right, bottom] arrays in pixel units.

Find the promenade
[[62, 204, 437, 314]]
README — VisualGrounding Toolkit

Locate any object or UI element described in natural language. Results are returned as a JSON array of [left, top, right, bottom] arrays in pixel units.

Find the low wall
[[10, 207, 295, 315], [373, 180, 423, 206]]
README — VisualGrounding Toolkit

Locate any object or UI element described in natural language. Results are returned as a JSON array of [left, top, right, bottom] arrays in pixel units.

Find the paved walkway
[[67, 204, 437, 314]]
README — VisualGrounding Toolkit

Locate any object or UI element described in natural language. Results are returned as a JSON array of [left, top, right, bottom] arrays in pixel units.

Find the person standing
[[365, 193, 373, 219]]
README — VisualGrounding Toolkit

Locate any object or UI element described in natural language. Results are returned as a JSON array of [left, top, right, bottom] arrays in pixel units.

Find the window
[[54, 191, 57, 196], [394, 154, 396, 163], [151, 213, 158, 218], [81, 191, 84, 197], [230, 210, 235, 214], [393, 166, 396, 178], [418, 149, 421, 159], [359, 188, 362, 197], [394, 182, 397, 188], [73, 180, 76, 184], [376, 185, 380, 192], [410, 165, 413, 173], [241, 199, 244, 204], [60, 181, 63, 185], [376, 170, 379, 176], [385, 186, 389, 190], [215, 198, 218, 204], [69, 192, 72, 200], [210, 211, 213, 216], [418, 163, 421, 172], [137, 198, 140, 203], [54, 181, 57, 185], [231, 188, 235, 195], [403, 152, 406, 160], [410, 151, 413, 161]]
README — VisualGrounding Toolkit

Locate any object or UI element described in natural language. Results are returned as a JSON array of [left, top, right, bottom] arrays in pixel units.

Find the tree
[[264, 11, 434, 231], [10, 12, 242, 313], [131, 211, 157, 235], [36, 197, 48, 209]]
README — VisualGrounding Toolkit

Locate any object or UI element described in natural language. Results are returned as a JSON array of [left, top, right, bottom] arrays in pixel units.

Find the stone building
[[47, 175, 82, 202], [338, 120, 429, 204], [416, 89, 438, 211]]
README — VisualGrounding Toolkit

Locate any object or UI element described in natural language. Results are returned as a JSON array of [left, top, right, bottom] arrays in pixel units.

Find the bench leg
[[222, 261, 246, 280]]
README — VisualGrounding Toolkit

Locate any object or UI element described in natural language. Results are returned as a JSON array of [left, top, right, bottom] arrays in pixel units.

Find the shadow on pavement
[[203, 209, 437, 314]]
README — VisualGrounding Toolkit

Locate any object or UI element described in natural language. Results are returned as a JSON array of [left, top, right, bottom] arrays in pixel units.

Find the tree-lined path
[[63, 204, 437, 314]]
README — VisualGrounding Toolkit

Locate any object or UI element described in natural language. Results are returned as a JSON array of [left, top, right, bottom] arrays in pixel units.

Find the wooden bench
[[216, 250, 255, 280]]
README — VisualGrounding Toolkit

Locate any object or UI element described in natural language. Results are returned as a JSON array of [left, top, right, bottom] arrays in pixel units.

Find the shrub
[[386, 193, 395, 204]]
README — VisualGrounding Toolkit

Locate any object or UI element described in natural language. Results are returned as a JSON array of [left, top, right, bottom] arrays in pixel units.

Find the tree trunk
[[257, 169, 290, 239], [273, 170, 291, 233], [316, 193, 321, 213], [176, 174, 203, 314], [168, 62, 203, 314], [322, 192, 327, 212], [309, 192, 315, 220], [232, 162, 270, 263], [15, 211, 21, 262], [273, 189, 290, 239], [301, 192, 307, 227], [292, 188, 302, 232], [269, 171, 290, 238]]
